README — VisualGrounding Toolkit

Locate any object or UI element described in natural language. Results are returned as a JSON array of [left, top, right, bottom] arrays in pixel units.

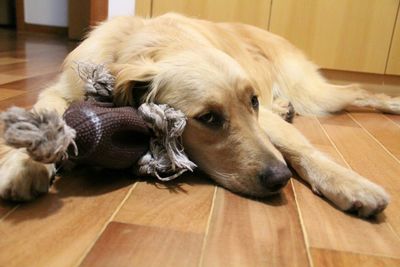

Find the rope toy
[[0, 62, 196, 181]]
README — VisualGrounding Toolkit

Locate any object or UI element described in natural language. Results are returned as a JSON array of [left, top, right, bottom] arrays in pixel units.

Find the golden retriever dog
[[1, 13, 399, 217]]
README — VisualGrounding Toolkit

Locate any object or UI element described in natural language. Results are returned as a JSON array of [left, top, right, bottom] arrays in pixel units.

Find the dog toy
[[0, 62, 196, 181]]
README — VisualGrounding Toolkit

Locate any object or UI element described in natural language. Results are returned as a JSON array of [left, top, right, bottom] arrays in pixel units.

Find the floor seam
[[347, 112, 400, 165], [382, 113, 400, 129], [311, 246, 400, 260], [316, 116, 352, 169], [0, 205, 19, 221], [197, 186, 218, 267], [291, 179, 314, 267], [74, 181, 139, 267], [319, 113, 400, 242]]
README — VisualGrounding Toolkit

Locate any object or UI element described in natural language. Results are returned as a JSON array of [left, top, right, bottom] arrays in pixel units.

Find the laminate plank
[[0, 89, 24, 101], [0, 90, 40, 110], [293, 116, 400, 258], [0, 170, 133, 267], [0, 50, 27, 59], [0, 200, 16, 219], [311, 248, 400, 267], [349, 112, 400, 160], [0, 72, 59, 91], [0, 74, 25, 85], [0, 62, 27, 73], [80, 222, 204, 267], [385, 114, 400, 127], [1, 61, 63, 78], [113, 175, 215, 234], [318, 113, 400, 237], [201, 186, 310, 267], [0, 57, 26, 65]]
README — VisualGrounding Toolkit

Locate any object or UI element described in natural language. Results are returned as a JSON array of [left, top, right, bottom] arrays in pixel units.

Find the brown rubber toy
[[63, 101, 151, 169]]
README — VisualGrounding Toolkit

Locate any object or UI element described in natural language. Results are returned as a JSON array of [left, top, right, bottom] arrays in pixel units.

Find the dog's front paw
[[0, 150, 54, 201], [314, 170, 389, 218], [272, 98, 295, 123], [0, 107, 76, 163]]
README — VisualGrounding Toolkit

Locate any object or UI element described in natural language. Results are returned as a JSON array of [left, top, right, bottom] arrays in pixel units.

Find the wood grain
[[201, 187, 310, 267], [349, 112, 400, 160], [270, 0, 399, 73], [80, 222, 204, 267], [0, 72, 59, 91], [293, 116, 400, 259], [1, 23, 400, 267], [0, 90, 41, 110], [385, 114, 400, 126], [0, 74, 25, 85], [23, 24, 68, 36], [0, 57, 26, 65], [90, 0, 108, 26], [311, 248, 400, 267], [0, 170, 134, 267], [386, 3, 400, 75], [15, 0, 25, 31], [0, 89, 24, 101], [318, 113, 400, 237], [135, 0, 153, 17], [152, 0, 272, 29], [0, 200, 16, 219], [113, 175, 215, 234]]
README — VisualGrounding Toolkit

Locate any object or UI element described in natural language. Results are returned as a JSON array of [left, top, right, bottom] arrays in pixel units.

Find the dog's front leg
[[0, 73, 79, 201], [259, 107, 389, 217]]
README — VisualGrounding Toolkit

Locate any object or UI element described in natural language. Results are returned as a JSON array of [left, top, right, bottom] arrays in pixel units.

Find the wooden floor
[[0, 28, 400, 267]]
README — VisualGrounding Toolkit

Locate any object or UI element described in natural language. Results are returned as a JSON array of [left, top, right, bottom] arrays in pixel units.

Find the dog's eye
[[251, 96, 259, 110], [196, 112, 224, 128]]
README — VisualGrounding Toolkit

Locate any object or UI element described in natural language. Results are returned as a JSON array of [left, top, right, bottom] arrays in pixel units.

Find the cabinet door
[[386, 6, 400, 75], [151, 0, 271, 29], [270, 0, 399, 74]]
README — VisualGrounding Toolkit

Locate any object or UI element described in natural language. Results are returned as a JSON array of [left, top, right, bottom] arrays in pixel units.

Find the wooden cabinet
[[386, 8, 400, 75], [150, 0, 271, 30], [269, 0, 399, 74], [136, 0, 400, 75]]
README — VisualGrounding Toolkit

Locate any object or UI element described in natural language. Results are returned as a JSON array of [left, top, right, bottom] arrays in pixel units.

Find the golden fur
[[1, 13, 399, 217]]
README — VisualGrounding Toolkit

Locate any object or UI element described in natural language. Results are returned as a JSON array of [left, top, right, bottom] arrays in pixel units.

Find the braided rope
[[76, 61, 196, 180]]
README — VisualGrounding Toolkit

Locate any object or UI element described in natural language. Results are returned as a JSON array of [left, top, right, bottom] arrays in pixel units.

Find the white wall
[[23, 0, 136, 27], [24, 0, 68, 27], [108, 0, 135, 19]]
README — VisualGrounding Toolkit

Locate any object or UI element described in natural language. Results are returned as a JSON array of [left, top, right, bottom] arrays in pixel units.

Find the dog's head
[[112, 47, 291, 197]]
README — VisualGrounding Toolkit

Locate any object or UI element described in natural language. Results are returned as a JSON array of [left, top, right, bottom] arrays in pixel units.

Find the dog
[[1, 13, 398, 217]]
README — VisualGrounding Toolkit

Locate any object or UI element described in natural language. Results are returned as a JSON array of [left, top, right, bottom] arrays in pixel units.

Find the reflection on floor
[[0, 29, 400, 267]]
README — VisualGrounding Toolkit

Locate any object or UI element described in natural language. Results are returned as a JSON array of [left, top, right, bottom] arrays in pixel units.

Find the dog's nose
[[259, 162, 292, 192]]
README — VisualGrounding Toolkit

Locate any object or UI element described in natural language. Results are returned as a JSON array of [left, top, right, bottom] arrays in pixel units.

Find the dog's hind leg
[[274, 55, 400, 116], [259, 107, 389, 217]]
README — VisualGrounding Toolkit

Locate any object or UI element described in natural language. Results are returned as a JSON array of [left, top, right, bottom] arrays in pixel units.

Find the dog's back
[[65, 13, 374, 116]]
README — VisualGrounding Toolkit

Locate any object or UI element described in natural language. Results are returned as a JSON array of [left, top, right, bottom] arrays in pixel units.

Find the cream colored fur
[[1, 13, 397, 217]]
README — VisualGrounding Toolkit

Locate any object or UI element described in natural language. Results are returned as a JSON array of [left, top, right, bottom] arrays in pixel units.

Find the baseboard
[[321, 69, 400, 96], [21, 23, 68, 36]]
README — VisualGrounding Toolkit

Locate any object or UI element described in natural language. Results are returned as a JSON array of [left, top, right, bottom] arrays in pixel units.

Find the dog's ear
[[110, 62, 159, 107]]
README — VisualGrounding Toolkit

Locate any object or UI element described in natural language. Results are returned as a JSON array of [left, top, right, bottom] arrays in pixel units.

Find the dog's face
[[114, 48, 292, 197]]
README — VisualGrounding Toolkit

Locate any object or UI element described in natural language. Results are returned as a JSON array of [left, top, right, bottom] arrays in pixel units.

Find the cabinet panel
[[270, 0, 399, 74], [135, 0, 152, 17], [386, 6, 400, 75], [152, 0, 271, 29]]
